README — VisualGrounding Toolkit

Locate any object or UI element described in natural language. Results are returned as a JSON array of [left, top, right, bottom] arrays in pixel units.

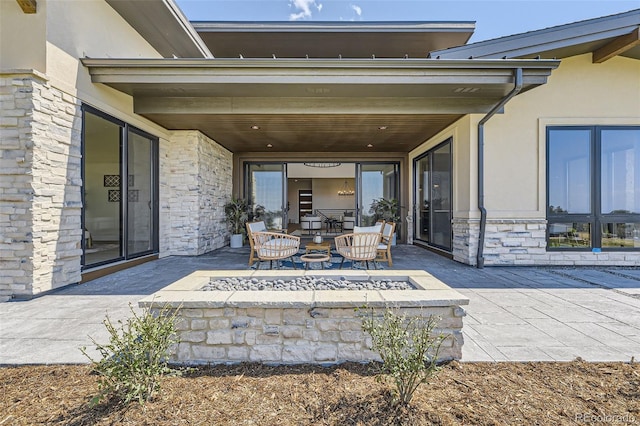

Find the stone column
[[452, 218, 479, 266], [0, 72, 82, 300], [163, 131, 232, 256]]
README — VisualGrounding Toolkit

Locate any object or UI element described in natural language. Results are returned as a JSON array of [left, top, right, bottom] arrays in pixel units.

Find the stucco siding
[[45, 0, 163, 111], [0, 0, 47, 72], [483, 53, 640, 218], [409, 53, 640, 265]]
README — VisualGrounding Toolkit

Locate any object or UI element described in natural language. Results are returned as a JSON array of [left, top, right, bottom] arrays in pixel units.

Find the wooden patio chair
[[246, 221, 286, 266], [246, 221, 267, 266], [334, 232, 381, 269], [376, 221, 396, 267], [251, 231, 300, 269], [353, 221, 384, 234]]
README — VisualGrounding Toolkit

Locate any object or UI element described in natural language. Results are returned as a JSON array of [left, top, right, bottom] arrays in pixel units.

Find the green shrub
[[361, 308, 446, 406], [81, 303, 181, 405]]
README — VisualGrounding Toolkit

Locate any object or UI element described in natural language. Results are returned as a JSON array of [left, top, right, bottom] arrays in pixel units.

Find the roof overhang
[[431, 9, 640, 61], [105, 0, 212, 58], [82, 57, 559, 153], [192, 21, 475, 59]]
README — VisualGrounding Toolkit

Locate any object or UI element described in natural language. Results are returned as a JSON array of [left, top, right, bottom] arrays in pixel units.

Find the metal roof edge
[[162, 0, 213, 58], [430, 8, 640, 59], [191, 21, 477, 33], [81, 57, 560, 70], [105, 0, 213, 58]]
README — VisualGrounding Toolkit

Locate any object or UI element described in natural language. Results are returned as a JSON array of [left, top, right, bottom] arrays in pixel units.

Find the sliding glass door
[[126, 129, 156, 257], [357, 163, 400, 226], [82, 106, 158, 268], [243, 161, 398, 234], [414, 139, 452, 251], [245, 163, 287, 229]]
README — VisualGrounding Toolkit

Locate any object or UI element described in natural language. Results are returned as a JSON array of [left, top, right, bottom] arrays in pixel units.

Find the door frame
[[81, 104, 159, 270], [412, 137, 453, 252]]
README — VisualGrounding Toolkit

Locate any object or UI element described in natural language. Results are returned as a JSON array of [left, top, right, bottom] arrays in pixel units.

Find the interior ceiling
[[141, 113, 463, 153]]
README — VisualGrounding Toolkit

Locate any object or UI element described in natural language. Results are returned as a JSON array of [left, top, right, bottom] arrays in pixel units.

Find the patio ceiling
[[82, 58, 559, 153]]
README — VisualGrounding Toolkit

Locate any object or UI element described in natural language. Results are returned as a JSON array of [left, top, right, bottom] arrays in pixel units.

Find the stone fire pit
[[139, 270, 469, 365]]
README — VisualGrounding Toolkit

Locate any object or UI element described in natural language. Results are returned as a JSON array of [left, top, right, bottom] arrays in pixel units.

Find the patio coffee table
[[305, 241, 331, 256], [300, 253, 330, 270]]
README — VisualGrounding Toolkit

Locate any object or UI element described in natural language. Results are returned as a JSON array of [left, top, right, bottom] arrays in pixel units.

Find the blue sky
[[176, 0, 639, 42]]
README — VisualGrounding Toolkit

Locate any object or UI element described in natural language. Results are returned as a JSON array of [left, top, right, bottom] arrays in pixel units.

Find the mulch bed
[[1, 361, 638, 425]]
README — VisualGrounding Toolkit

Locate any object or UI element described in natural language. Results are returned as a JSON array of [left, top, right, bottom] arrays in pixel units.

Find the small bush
[[361, 308, 447, 406], [81, 303, 180, 405]]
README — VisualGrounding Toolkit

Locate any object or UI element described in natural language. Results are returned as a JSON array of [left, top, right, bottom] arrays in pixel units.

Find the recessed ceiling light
[[266, 143, 273, 148], [453, 87, 480, 93], [305, 88, 331, 94], [367, 144, 374, 148], [378, 126, 388, 130], [251, 125, 260, 130]]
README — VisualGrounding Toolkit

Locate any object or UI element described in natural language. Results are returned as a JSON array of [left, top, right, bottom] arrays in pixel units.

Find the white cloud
[[289, 0, 323, 21], [351, 4, 362, 16]]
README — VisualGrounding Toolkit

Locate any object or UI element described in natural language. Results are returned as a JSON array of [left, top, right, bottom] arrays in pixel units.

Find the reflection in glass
[[416, 155, 430, 243], [83, 112, 123, 266], [601, 129, 640, 214], [548, 222, 591, 248], [432, 143, 452, 249], [360, 164, 398, 226], [247, 164, 285, 229], [127, 130, 153, 256], [548, 129, 591, 214], [601, 223, 640, 248], [414, 140, 452, 250]]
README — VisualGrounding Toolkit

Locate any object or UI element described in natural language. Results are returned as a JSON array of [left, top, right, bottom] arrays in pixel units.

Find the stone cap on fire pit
[[139, 270, 469, 309]]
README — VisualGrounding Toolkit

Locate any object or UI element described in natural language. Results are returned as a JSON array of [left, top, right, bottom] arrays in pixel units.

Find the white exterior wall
[[0, 0, 46, 72]]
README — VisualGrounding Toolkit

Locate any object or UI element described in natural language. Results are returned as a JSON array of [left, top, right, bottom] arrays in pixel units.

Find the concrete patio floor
[[1, 245, 639, 364]]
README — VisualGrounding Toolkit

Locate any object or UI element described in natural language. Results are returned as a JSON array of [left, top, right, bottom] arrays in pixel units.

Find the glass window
[[601, 223, 640, 248], [547, 126, 640, 251], [547, 129, 591, 214], [548, 222, 591, 249], [601, 129, 640, 214], [413, 139, 452, 251], [246, 163, 285, 229], [127, 129, 155, 257], [359, 163, 398, 226], [83, 111, 123, 266]]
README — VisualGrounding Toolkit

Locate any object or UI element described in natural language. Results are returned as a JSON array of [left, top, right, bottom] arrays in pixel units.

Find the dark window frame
[[81, 104, 160, 269], [413, 137, 454, 252], [546, 125, 640, 251]]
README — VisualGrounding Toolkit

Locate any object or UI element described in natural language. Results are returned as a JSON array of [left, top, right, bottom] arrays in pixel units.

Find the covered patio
[[1, 245, 639, 364]]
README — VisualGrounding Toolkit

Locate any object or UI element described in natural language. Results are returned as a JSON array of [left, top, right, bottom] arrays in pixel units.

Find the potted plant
[[370, 198, 401, 245], [224, 197, 249, 248]]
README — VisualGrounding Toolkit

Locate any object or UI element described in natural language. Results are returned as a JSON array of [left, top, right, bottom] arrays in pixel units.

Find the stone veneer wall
[[166, 305, 464, 365], [452, 218, 479, 266], [0, 72, 82, 300], [142, 270, 468, 365], [162, 131, 232, 256], [453, 218, 640, 266]]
